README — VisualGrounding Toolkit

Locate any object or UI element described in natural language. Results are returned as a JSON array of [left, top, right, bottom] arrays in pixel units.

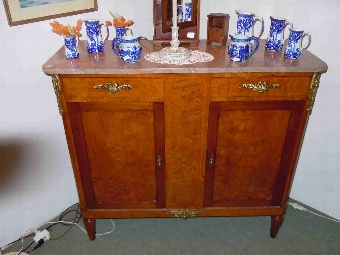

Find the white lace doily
[[144, 50, 214, 65]]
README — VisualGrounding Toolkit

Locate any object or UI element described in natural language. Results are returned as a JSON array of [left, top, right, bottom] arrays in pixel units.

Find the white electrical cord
[[96, 220, 116, 236], [1, 228, 36, 252], [288, 202, 340, 223], [41, 219, 116, 236], [1, 220, 115, 253], [44, 221, 87, 234]]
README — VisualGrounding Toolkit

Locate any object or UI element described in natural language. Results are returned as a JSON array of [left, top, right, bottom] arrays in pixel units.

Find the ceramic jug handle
[[302, 32, 311, 50], [100, 23, 109, 41], [254, 16, 264, 37], [283, 21, 293, 42], [75, 35, 79, 48], [125, 28, 133, 36], [249, 36, 259, 57], [111, 38, 121, 57]]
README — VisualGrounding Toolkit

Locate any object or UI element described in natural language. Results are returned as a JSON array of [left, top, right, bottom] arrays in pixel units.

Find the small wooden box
[[207, 13, 229, 46]]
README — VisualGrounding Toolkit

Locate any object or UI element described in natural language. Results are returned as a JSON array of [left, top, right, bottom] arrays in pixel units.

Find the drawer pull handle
[[157, 154, 162, 169], [93, 82, 132, 94], [240, 82, 279, 93], [209, 152, 215, 169]]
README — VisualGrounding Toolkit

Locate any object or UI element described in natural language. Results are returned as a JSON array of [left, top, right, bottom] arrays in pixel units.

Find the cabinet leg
[[270, 215, 284, 238], [83, 218, 96, 240]]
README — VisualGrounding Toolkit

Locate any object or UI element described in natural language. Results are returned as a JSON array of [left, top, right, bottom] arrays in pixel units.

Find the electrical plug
[[30, 229, 50, 252], [33, 229, 50, 243]]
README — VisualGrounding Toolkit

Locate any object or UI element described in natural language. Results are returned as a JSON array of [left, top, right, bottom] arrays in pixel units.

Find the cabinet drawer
[[211, 76, 311, 98], [62, 77, 164, 101], [208, 28, 223, 41]]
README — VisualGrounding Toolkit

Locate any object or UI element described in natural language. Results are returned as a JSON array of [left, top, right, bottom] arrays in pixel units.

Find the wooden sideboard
[[43, 40, 327, 240]]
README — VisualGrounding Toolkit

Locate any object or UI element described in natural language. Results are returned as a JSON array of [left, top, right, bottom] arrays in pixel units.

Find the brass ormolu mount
[[168, 210, 202, 219], [240, 82, 280, 93], [307, 72, 321, 115], [93, 82, 132, 94]]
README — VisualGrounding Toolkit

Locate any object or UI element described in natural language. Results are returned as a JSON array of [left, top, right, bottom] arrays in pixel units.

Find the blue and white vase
[[84, 19, 109, 54], [114, 26, 127, 47], [64, 35, 79, 59], [228, 34, 259, 62], [115, 27, 126, 39], [177, 5, 183, 22], [284, 28, 311, 59], [235, 10, 264, 38], [184, 2, 192, 21], [112, 34, 142, 63], [266, 16, 293, 51]]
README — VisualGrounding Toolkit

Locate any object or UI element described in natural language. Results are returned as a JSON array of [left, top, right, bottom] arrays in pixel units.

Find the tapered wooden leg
[[83, 218, 96, 240], [270, 215, 284, 238]]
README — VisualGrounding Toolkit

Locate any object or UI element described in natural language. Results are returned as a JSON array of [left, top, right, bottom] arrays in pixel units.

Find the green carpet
[[3, 199, 340, 255]]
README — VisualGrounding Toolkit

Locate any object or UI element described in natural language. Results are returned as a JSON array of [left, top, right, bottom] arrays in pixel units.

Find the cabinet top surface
[[42, 39, 327, 75]]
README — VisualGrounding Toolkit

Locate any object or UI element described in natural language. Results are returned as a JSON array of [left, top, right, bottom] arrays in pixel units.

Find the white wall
[[0, 0, 339, 247]]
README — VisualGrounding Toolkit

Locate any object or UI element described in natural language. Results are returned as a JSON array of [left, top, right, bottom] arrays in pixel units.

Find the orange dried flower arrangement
[[50, 19, 82, 36], [106, 11, 134, 27]]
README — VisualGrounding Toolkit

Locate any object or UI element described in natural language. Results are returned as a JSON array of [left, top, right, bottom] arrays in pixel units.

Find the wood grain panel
[[81, 206, 286, 219], [211, 76, 310, 98], [59, 81, 88, 209], [82, 106, 156, 205], [165, 74, 211, 209], [203, 102, 220, 207], [67, 103, 96, 209], [279, 100, 308, 206], [271, 100, 305, 205], [153, 103, 166, 208], [67, 101, 166, 210], [203, 101, 306, 207], [214, 108, 290, 202], [63, 77, 164, 102]]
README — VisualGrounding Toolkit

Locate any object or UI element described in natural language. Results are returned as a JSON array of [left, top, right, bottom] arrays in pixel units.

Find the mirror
[[153, 0, 200, 47], [162, 0, 197, 32]]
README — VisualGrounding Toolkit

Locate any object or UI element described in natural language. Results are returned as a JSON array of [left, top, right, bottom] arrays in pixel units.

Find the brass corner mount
[[51, 74, 63, 116]]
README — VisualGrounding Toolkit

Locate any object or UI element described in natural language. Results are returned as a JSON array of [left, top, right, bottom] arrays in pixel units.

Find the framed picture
[[3, 0, 98, 26]]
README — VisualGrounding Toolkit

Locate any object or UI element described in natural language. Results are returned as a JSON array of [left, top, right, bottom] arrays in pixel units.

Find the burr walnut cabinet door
[[204, 100, 305, 208], [67, 101, 166, 210]]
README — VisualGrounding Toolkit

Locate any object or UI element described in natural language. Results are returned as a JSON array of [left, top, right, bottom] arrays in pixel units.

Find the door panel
[[214, 109, 290, 202], [204, 101, 305, 207], [68, 101, 166, 209]]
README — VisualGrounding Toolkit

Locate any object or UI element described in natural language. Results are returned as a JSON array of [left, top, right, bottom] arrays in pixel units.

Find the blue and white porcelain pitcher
[[284, 28, 311, 59], [84, 19, 109, 53], [266, 16, 293, 51], [112, 30, 142, 63], [228, 34, 259, 62], [235, 10, 264, 38]]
